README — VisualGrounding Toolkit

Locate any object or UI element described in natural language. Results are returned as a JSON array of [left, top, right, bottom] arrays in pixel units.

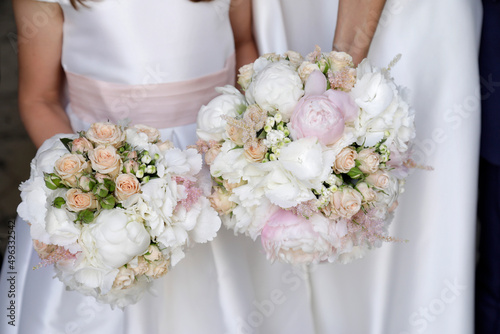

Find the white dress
[[253, 0, 482, 333], [0, 1, 315, 333]]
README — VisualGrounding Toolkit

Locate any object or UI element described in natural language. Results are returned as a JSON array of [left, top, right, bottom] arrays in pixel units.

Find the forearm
[[333, 0, 386, 64], [19, 100, 73, 148]]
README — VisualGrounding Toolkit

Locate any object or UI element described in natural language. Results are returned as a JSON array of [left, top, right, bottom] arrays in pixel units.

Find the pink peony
[[289, 95, 345, 146], [261, 209, 332, 264], [289, 70, 358, 146]]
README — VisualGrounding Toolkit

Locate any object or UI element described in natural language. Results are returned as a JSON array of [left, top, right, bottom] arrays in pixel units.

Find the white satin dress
[[253, 0, 482, 333], [0, 1, 316, 333]]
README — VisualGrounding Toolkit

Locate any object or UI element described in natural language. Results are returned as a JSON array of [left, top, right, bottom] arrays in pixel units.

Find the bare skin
[[333, 0, 387, 64], [13, 0, 259, 148]]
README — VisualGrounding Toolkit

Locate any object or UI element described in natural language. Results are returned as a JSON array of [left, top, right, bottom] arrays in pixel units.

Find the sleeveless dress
[[1, 1, 320, 333], [253, 0, 482, 333]]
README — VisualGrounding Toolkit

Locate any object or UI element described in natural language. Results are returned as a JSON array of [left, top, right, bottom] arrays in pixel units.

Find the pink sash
[[66, 54, 235, 128]]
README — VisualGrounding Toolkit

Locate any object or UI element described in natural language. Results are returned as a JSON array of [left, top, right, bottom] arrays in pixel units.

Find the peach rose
[[209, 187, 235, 215], [298, 61, 321, 83], [334, 147, 357, 173], [54, 153, 90, 187], [328, 51, 354, 72], [366, 170, 390, 189], [86, 122, 125, 147], [223, 179, 245, 192], [357, 148, 380, 174], [114, 173, 141, 201], [244, 139, 267, 162], [66, 188, 98, 212], [237, 63, 254, 90], [330, 187, 363, 218], [133, 124, 161, 143], [131, 256, 149, 276], [71, 137, 93, 153], [112, 266, 135, 290], [89, 145, 122, 178], [143, 244, 162, 262], [146, 258, 170, 279], [355, 182, 377, 203]]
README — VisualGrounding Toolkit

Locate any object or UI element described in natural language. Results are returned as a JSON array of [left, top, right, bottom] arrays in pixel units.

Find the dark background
[[0, 0, 38, 262]]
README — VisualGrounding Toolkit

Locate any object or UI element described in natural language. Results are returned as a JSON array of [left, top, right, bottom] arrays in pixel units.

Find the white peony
[[80, 209, 150, 270], [210, 141, 250, 184], [279, 137, 336, 190], [196, 85, 247, 142], [246, 61, 304, 121], [45, 206, 81, 253]]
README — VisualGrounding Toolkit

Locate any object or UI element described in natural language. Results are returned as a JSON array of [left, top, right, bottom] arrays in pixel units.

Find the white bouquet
[[196, 47, 416, 265], [18, 122, 221, 307]]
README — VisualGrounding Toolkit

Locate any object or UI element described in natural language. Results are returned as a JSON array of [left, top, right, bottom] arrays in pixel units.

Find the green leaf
[[53, 197, 66, 209], [78, 209, 95, 224], [60, 138, 73, 153], [100, 195, 116, 210], [347, 167, 364, 179]]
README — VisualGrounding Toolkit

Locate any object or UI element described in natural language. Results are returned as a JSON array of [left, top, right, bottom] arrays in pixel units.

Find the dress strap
[[65, 54, 235, 128]]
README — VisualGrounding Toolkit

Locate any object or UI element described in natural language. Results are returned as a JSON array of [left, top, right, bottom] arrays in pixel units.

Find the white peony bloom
[[259, 161, 315, 208], [196, 85, 247, 142], [80, 209, 150, 270], [45, 206, 81, 253], [210, 141, 250, 184], [279, 137, 336, 190], [246, 62, 304, 121], [159, 147, 202, 177]]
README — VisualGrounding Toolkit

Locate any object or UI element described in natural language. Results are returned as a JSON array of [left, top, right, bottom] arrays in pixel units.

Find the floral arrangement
[[18, 122, 221, 307], [196, 47, 415, 265]]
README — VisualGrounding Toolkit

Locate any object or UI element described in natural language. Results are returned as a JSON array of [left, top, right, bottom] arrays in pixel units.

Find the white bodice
[[44, 0, 234, 84]]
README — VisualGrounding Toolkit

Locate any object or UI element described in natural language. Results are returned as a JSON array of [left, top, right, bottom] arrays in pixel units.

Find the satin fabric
[[253, 0, 481, 333], [66, 53, 235, 128], [1, 0, 319, 333]]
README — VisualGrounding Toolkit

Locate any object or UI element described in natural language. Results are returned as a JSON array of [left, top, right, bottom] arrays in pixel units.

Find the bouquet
[[18, 122, 221, 307], [196, 47, 416, 265]]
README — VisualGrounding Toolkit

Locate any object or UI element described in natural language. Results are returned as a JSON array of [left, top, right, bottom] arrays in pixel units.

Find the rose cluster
[[197, 47, 415, 265], [18, 122, 221, 306]]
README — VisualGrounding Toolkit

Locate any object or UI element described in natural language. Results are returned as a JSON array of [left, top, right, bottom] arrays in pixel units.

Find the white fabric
[[253, 0, 482, 333], [1, 1, 317, 333]]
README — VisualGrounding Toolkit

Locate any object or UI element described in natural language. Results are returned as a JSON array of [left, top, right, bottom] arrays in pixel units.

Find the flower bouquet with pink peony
[[196, 47, 416, 265], [17, 122, 221, 307]]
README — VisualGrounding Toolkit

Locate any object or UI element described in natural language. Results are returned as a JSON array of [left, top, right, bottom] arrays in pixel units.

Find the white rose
[[283, 50, 304, 69], [333, 147, 357, 173], [81, 209, 150, 269], [133, 124, 160, 143], [366, 170, 390, 189], [196, 85, 247, 142], [246, 62, 304, 121], [328, 51, 354, 72], [356, 182, 377, 203]]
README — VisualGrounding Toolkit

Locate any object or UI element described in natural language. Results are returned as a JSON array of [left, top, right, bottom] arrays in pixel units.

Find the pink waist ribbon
[[65, 54, 235, 129]]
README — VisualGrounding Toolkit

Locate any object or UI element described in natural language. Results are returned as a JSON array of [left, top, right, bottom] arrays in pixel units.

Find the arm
[[333, 0, 387, 64], [13, 0, 73, 148], [229, 0, 259, 80]]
